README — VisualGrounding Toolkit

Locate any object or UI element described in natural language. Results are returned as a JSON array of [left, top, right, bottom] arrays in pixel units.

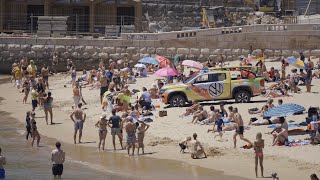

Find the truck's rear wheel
[[235, 91, 251, 103], [170, 94, 186, 107]]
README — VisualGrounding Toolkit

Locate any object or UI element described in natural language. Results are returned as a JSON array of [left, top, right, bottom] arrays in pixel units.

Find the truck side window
[[210, 73, 226, 82], [194, 74, 209, 84]]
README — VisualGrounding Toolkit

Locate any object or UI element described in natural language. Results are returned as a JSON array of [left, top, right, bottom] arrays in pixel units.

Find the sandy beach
[[1, 59, 320, 180]]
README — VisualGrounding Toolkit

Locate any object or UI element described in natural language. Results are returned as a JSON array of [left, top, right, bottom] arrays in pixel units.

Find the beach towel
[[263, 103, 305, 118], [267, 123, 302, 129]]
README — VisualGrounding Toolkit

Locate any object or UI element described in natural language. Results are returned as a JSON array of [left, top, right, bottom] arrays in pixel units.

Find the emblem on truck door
[[208, 82, 224, 97]]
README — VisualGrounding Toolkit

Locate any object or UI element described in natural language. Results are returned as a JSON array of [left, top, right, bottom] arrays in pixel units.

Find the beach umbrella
[[134, 64, 146, 69], [287, 57, 305, 69], [182, 60, 203, 69], [138, 57, 159, 65], [154, 67, 179, 77], [155, 55, 170, 68], [263, 103, 305, 118]]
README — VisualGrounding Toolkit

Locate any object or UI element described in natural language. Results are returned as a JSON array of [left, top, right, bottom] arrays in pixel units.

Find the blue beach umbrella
[[263, 103, 305, 118], [138, 57, 159, 65]]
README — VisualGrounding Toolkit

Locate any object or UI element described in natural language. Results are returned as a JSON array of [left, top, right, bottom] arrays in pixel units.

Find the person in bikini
[[254, 132, 264, 178], [30, 112, 41, 147], [72, 82, 81, 108], [233, 108, 252, 148], [70, 103, 86, 144], [137, 119, 150, 155], [191, 105, 208, 124], [95, 115, 109, 151], [22, 77, 30, 104], [42, 92, 54, 125], [41, 64, 50, 89], [125, 116, 137, 156]]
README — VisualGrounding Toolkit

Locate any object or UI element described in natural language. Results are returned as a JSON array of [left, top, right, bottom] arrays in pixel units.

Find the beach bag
[[159, 110, 167, 117]]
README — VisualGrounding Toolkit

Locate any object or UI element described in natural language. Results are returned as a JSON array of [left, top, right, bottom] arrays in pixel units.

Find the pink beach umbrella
[[182, 60, 203, 69], [155, 55, 170, 68], [154, 67, 179, 77]]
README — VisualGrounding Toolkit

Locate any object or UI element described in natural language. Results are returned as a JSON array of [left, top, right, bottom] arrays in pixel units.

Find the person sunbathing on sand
[[181, 100, 200, 117], [190, 133, 207, 159], [192, 106, 208, 124]]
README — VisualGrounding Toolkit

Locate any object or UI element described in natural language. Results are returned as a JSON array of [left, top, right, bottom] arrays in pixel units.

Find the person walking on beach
[[0, 147, 6, 180], [137, 119, 150, 155], [232, 108, 252, 148], [41, 64, 50, 89], [95, 115, 109, 151], [70, 103, 86, 144], [42, 92, 54, 125], [108, 109, 123, 150], [73, 82, 81, 109], [190, 133, 207, 159], [125, 116, 136, 156], [254, 132, 264, 178], [100, 72, 109, 103], [31, 88, 38, 111], [30, 112, 41, 147], [51, 142, 65, 179], [25, 111, 32, 140], [22, 78, 30, 104]]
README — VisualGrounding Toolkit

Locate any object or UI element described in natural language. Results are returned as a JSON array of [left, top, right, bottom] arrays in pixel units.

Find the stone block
[[190, 48, 200, 55], [132, 53, 141, 61], [303, 50, 310, 56], [121, 53, 129, 59], [44, 45, 54, 52], [0, 44, 8, 51], [310, 50, 320, 56], [126, 47, 137, 53], [71, 52, 80, 59], [274, 50, 281, 56], [61, 52, 71, 59], [282, 50, 292, 56], [197, 54, 206, 62], [8, 44, 21, 51], [264, 49, 273, 56], [252, 49, 262, 56], [82, 52, 91, 59], [31, 45, 45, 52], [27, 51, 36, 59], [85, 46, 95, 54], [167, 47, 176, 54], [156, 48, 166, 55], [109, 53, 121, 60], [55, 45, 65, 53], [147, 47, 156, 54], [140, 47, 147, 54], [98, 53, 108, 60], [177, 48, 189, 55], [222, 49, 232, 55], [1, 51, 9, 58], [201, 48, 210, 55], [292, 51, 300, 56], [232, 49, 241, 55], [102, 47, 115, 54], [92, 52, 99, 60], [212, 49, 221, 55]]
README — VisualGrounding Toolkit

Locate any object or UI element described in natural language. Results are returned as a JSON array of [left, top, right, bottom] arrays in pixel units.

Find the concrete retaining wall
[[0, 24, 320, 73]]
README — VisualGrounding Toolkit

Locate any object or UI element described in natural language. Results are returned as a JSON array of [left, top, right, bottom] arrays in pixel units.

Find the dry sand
[[1, 60, 320, 180]]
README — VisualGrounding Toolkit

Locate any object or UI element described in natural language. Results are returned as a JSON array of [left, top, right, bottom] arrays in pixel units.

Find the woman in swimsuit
[[22, 79, 30, 104], [30, 112, 41, 147], [254, 132, 264, 178], [137, 120, 150, 155], [130, 106, 140, 120], [95, 115, 109, 151], [42, 92, 54, 125]]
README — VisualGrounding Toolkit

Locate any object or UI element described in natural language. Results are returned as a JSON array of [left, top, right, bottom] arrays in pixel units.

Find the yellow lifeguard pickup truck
[[160, 69, 265, 107]]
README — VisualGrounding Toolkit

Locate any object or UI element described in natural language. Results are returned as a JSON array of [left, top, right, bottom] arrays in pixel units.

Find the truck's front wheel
[[170, 94, 186, 107], [235, 91, 251, 103]]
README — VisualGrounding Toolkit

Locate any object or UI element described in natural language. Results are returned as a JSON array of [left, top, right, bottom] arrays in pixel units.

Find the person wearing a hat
[[27, 60, 37, 77], [95, 115, 109, 151], [137, 118, 150, 155]]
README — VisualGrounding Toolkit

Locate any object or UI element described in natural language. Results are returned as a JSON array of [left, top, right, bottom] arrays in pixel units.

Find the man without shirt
[[70, 103, 86, 144], [108, 109, 124, 150], [51, 142, 65, 179], [189, 133, 207, 159], [232, 108, 252, 148], [125, 116, 137, 156]]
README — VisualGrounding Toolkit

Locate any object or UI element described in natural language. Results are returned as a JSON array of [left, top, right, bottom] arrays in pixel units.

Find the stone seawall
[[1, 24, 320, 73]]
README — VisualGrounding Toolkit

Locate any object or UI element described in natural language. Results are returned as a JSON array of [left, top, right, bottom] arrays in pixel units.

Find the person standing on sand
[[30, 112, 41, 147], [305, 63, 313, 93], [70, 103, 86, 144], [73, 82, 81, 108], [108, 109, 123, 150], [95, 115, 109, 151], [190, 133, 207, 159], [31, 89, 38, 111], [51, 142, 65, 179], [100, 72, 109, 103], [0, 147, 6, 180], [25, 111, 32, 140], [41, 64, 50, 89], [254, 132, 264, 178], [232, 108, 252, 148], [22, 78, 30, 104], [137, 118, 150, 155], [125, 116, 136, 156], [42, 92, 54, 125]]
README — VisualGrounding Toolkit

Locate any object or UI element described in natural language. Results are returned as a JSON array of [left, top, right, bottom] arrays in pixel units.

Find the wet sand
[[0, 77, 248, 180]]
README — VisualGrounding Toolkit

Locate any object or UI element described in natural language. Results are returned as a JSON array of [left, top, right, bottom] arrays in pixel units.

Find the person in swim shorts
[[51, 142, 65, 179], [108, 109, 123, 150], [137, 118, 150, 155], [125, 116, 137, 156], [70, 103, 86, 144], [233, 108, 252, 148]]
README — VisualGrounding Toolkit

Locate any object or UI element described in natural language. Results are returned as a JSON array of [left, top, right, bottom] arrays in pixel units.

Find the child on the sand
[[179, 136, 191, 153], [254, 132, 264, 178]]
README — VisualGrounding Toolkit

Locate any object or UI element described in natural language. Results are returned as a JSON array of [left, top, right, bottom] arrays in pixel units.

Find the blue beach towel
[[267, 123, 302, 129], [263, 103, 305, 118]]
